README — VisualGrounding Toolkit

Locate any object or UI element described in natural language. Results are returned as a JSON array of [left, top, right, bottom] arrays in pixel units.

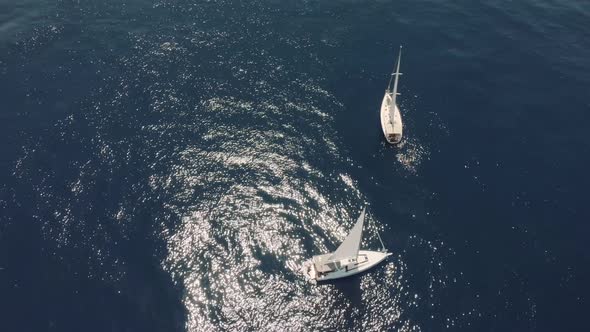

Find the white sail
[[329, 207, 366, 261]]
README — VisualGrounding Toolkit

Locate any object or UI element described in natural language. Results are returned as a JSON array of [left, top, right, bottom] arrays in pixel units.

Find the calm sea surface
[[1, 0, 589, 331]]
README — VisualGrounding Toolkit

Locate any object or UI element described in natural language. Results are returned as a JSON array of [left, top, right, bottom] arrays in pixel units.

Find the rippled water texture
[[4, 1, 428, 330], [1, 0, 589, 331]]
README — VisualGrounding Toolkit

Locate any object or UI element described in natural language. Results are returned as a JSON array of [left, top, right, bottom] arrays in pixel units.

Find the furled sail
[[391, 46, 402, 108], [329, 207, 366, 261]]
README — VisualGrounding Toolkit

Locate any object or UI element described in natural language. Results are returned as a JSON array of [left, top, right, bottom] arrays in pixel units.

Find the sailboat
[[380, 45, 403, 144], [302, 207, 392, 283]]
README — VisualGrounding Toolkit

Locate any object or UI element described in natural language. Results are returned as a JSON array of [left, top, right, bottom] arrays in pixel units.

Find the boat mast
[[391, 45, 402, 107], [386, 66, 395, 93]]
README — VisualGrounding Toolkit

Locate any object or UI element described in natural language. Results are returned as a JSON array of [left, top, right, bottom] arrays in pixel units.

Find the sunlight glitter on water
[[395, 137, 429, 175], [144, 25, 420, 328], [8, 1, 443, 330]]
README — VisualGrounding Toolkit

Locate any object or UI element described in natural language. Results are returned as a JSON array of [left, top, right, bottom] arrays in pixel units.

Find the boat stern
[[301, 260, 317, 283], [386, 133, 402, 144]]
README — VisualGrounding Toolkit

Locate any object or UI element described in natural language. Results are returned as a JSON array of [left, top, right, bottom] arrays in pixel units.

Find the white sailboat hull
[[380, 92, 403, 144], [302, 250, 392, 283]]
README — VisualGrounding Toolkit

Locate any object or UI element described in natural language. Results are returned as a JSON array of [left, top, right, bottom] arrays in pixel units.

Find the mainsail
[[329, 207, 366, 261]]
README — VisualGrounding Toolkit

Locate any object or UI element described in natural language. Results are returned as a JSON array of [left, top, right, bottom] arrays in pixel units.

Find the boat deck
[[303, 250, 391, 282], [380, 93, 403, 143]]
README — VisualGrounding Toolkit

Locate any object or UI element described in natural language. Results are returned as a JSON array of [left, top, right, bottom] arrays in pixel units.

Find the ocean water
[[1, 0, 589, 331]]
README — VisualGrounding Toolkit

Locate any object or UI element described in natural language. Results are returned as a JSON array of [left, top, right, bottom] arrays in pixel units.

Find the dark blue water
[[1, 0, 589, 331]]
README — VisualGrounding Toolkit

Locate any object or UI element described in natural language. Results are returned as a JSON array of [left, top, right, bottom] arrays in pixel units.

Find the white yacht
[[380, 46, 403, 144], [302, 207, 392, 283]]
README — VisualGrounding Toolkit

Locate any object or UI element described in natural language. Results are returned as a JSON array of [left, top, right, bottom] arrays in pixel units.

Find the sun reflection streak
[[155, 76, 419, 332]]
